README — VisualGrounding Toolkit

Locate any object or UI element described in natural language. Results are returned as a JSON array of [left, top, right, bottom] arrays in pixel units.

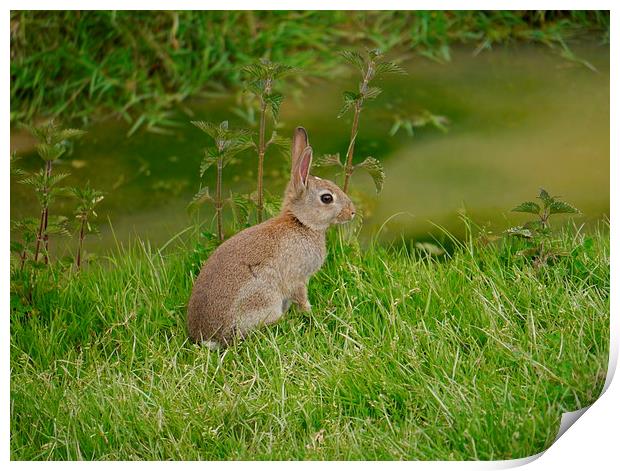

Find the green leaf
[[187, 186, 214, 213], [338, 91, 361, 118], [375, 61, 407, 76], [363, 86, 382, 101], [340, 50, 366, 74], [191, 120, 220, 139], [314, 153, 344, 169], [512, 201, 541, 215], [549, 200, 580, 215], [538, 188, 553, 206], [354, 157, 385, 193], [227, 191, 251, 228], [11, 241, 24, 253], [265, 92, 283, 121], [10, 153, 26, 177], [265, 131, 291, 156], [505, 226, 533, 238], [35, 143, 64, 161], [57, 129, 87, 142], [200, 151, 219, 177], [46, 215, 71, 237]]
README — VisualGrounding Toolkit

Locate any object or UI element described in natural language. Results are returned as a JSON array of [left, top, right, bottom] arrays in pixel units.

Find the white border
[[3, 2, 616, 468]]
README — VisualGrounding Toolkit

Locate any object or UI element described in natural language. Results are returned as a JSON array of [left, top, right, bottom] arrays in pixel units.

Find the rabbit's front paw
[[299, 301, 312, 313]]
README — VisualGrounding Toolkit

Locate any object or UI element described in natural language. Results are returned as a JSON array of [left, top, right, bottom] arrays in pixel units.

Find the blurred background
[[10, 11, 610, 255]]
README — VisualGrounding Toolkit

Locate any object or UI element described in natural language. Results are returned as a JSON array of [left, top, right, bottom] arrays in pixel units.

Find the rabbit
[[187, 126, 356, 348]]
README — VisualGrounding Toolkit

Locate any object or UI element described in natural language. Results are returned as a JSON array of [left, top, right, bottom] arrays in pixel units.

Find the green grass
[[11, 11, 609, 131], [10, 223, 609, 460]]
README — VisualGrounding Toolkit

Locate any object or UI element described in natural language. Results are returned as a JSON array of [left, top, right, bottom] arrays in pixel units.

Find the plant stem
[[342, 60, 373, 194], [256, 98, 267, 222], [343, 104, 361, 194], [43, 160, 52, 264], [19, 246, 27, 271], [33, 207, 46, 263], [76, 218, 86, 269], [216, 157, 224, 242]]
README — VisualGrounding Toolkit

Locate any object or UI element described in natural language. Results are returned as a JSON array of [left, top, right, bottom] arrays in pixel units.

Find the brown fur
[[187, 127, 355, 347]]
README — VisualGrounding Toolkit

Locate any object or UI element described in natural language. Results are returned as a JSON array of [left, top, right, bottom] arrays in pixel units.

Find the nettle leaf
[[36, 143, 65, 161], [227, 191, 252, 227], [46, 215, 71, 237], [266, 131, 291, 156], [538, 188, 553, 206], [389, 117, 415, 137], [314, 153, 344, 169], [549, 200, 580, 215], [512, 201, 541, 215], [57, 129, 87, 142], [191, 120, 220, 140], [200, 150, 219, 177], [338, 91, 361, 118], [355, 157, 385, 193], [222, 140, 254, 164], [48, 172, 70, 187], [375, 60, 407, 76], [340, 50, 366, 74], [363, 86, 382, 101], [242, 63, 267, 81], [523, 220, 543, 231], [265, 93, 283, 121], [187, 186, 214, 213], [10, 154, 26, 177], [505, 226, 533, 238]]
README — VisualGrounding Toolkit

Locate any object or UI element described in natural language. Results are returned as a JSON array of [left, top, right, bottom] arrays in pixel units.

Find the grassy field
[[10, 222, 609, 460]]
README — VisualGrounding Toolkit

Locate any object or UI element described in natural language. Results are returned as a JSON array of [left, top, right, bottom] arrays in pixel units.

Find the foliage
[[70, 184, 105, 269], [10, 11, 609, 133], [505, 188, 580, 268], [10, 121, 105, 308], [14, 120, 86, 266], [189, 120, 253, 241], [317, 49, 404, 196], [389, 111, 450, 136], [241, 59, 293, 222]]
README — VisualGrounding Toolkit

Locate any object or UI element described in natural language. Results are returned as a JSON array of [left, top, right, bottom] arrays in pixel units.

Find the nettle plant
[[317, 49, 406, 195], [189, 120, 253, 242], [506, 188, 580, 267], [241, 59, 293, 222], [70, 184, 104, 270], [15, 121, 86, 265]]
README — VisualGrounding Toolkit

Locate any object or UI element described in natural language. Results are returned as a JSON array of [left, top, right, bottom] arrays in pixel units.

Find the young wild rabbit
[[187, 127, 355, 348]]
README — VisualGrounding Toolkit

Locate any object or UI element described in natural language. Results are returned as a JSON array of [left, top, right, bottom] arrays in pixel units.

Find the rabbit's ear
[[293, 146, 313, 192], [291, 127, 309, 168]]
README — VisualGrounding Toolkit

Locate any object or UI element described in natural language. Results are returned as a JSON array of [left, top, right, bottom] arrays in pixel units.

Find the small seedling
[[189, 120, 252, 242], [241, 59, 293, 222], [70, 184, 104, 270], [506, 188, 580, 267], [316, 49, 406, 194]]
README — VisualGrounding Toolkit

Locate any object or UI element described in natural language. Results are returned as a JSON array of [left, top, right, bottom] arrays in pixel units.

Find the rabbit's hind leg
[[234, 288, 284, 336]]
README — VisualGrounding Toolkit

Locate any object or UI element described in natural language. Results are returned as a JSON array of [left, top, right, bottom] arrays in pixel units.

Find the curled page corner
[[490, 324, 617, 470]]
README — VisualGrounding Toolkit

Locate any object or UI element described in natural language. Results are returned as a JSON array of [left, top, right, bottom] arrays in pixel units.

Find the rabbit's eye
[[320, 193, 334, 204]]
